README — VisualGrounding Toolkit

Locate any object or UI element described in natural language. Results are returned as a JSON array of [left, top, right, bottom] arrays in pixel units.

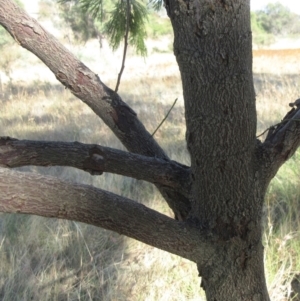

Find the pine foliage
[[105, 0, 147, 56], [148, 0, 163, 12], [58, 0, 149, 56]]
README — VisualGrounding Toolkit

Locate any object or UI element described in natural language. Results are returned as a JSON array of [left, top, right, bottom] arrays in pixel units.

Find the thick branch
[[0, 137, 190, 196], [0, 0, 163, 158], [0, 167, 213, 263], [0, 0, 191, 219], [260, 106, 300, 179]]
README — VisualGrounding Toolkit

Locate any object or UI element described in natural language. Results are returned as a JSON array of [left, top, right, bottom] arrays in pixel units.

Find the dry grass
[[253, 48, 300, 74], [1, 40, 300, 301]]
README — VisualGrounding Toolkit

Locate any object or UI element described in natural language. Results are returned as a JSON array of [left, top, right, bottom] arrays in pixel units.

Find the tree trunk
[[169, 1, 269, 299], [2, 0, 300, 300]]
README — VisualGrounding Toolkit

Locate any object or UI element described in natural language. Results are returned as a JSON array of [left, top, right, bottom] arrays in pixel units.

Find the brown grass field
[[253, 48, 300, 75], [254, 48, 300, 57]]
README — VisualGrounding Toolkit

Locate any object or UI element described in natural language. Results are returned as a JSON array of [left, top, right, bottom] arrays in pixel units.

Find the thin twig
[[256, 123, 281, 139], [115, 0, 130, 92], [256, 119, 300, 139], [151, 98, 178, 137]]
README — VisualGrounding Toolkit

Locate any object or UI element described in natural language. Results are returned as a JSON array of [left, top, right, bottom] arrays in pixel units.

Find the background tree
[[254, 2, 300, 36], [250, 11, 275, 46], [251, 2, 300, 47], [56, 0, 147, 52], [1, 0, 300, 300], [57, 0, 104, 44]]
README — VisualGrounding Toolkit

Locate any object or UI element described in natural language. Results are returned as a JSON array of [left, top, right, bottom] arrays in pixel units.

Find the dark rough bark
[[0, 168, 212, 263], [1, 0, 300, 300], [0, 137, 190, 195], [261, 107, 300, 179], [168, 0, 268, 300]]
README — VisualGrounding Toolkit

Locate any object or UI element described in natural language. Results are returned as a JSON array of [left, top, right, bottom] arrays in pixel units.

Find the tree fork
[[2, 0, 300, 300], [0, 0, 191, 219]]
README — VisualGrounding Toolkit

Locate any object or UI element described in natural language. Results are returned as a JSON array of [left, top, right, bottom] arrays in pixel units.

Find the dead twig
[[151, 98, 178, 137]]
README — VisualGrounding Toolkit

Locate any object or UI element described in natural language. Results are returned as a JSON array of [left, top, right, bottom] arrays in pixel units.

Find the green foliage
[[254, 2, 300, 36], [251, 12, 275, 47], [146, 13, 172, 38], [251, 12, 263, 34], [250, 3, 300, 46], [251, 12, 271, 47], [148, 0, 164, 12], [78, 0, 104, 20], [105, 0, 148, 56], [58, 0, 148, 56], [57, 0, 104, 42]]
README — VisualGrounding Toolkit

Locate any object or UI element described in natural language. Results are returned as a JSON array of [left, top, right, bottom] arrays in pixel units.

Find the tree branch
[[0, 137, 190, 196], [0, 167, 213, 264], [260, 105, 300, 179], [0, 0, 162, 158], [0, 0, 191, 219]]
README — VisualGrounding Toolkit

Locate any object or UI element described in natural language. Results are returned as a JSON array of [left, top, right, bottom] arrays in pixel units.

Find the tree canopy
[[251, 2, 300, 45]]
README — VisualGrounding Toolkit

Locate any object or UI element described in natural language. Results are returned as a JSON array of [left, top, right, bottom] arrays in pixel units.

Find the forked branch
[[0, 167, 213, 263], [0, 137, 190, 196], [260, 104, 300, 179]]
